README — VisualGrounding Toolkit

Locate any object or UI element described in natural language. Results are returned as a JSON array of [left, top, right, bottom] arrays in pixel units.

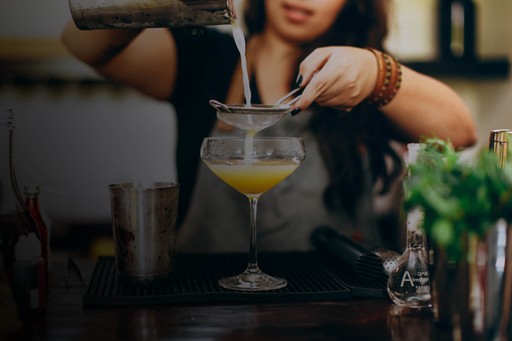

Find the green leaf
[[403, 137, 512, 259], [431, 219, 454, 247]]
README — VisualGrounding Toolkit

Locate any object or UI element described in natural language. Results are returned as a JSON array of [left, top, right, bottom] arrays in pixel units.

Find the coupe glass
[[200, 137, 306, 291]]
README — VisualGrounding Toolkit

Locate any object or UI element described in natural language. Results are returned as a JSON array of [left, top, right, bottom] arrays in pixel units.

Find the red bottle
[[24, 185, 49, 276], [0, 109, 47, 320]]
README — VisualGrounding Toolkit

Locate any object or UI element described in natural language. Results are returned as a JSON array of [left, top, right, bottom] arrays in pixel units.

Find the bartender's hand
[[294, 47, 378, 112]]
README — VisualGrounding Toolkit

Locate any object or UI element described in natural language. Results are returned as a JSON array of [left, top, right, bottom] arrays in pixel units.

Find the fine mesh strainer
[[209, 88, 302, 132]]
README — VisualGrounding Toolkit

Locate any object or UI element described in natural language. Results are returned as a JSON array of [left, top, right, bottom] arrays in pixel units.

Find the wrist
[[365, 48, 402, 108]]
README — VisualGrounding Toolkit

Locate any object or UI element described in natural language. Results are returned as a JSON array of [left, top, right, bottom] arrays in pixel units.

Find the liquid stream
[[232, 24, 251, 107], [230, 0, 255, 166], [244, 130, 255, 166], [229, 2, 292, 167]]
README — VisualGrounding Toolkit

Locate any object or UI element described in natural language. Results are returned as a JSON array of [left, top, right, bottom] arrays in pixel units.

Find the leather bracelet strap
[[367, 48, 385, 100], [365, 48, 402, 108]]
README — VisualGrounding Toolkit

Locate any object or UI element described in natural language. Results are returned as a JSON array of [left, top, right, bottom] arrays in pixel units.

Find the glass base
[[218, 269, 287, 291]]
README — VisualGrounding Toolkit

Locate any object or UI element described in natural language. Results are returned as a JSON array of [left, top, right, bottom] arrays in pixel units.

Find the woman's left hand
[[295, 46, 377, 112]]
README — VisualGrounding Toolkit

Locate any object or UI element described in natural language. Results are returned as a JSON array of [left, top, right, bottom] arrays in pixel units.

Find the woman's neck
[[250, 29, 303, 104], [258, 28, 303, 62]]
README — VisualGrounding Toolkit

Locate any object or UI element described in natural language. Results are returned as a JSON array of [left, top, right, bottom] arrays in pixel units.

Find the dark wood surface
[[7, 258, 448, 341]]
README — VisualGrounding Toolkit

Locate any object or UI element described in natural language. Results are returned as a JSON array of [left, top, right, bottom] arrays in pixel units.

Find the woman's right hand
[[61, 22, 178, 100], [293, 46, 377, 112]]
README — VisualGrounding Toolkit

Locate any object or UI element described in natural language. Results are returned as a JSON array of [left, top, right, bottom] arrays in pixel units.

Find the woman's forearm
[[294, 46, 477, 149], [381, 66, 477, 149]]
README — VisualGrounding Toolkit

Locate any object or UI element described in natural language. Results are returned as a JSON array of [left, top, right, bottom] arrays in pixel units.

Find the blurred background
[[0, 0, 510, 258]]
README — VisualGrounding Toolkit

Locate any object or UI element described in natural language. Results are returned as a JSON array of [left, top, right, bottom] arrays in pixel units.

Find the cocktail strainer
[[209, 87, 302, 132]]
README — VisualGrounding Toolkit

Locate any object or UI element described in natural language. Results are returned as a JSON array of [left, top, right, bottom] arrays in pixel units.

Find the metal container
[[428, 130, 512, 340], [489, 129, 512, 169], [69, 0, 235, 30], [430, 225, 512, 341], [109, 182, 179, 280]]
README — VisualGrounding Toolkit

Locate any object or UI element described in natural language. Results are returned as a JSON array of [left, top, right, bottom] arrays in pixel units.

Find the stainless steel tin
[[109, 182, 179, 279], [69, 0, 234, 30], [489, 129, 512, 169]]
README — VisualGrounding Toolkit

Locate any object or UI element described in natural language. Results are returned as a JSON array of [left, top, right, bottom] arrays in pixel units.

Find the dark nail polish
[[295, 75, 303, 87], [291, 108, 302, 116]]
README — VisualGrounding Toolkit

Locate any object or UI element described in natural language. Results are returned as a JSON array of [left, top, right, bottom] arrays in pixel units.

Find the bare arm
[[295, 47, 477, 149], [61, 21, 177, 100], [380, 66, 477, 149]]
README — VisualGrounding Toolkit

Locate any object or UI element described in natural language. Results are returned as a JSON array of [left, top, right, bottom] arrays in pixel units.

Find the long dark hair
[[245, 0, 403, 217]]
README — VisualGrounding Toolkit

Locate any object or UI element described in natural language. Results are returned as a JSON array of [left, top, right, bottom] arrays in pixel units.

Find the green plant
[[403, 138, 512, 261]]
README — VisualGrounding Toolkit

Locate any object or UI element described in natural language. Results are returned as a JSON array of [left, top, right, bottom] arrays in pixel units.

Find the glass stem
[[247, 196, 260, 274]]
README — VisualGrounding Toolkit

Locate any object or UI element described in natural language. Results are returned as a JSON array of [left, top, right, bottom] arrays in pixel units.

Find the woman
[[62, 0, 477, 252]]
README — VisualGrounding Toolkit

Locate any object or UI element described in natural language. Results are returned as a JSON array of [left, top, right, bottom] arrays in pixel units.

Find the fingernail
[[291, 108, 302, 116], [295, 75, 303, 87]]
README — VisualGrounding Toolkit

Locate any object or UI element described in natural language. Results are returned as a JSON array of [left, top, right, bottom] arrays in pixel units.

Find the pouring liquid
[[227, 2, 290, 166], [232, 24, 251, 107], [230, 0, 253, 165]]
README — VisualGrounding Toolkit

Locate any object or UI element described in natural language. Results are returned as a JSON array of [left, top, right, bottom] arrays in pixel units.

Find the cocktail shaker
[[68, 0, 235, 30], [485, 128, 512, 340], [489, 128, 512, 168]]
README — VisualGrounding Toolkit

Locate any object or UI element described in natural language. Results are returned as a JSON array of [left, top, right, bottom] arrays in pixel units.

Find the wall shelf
[[403, 58, 510, 79]]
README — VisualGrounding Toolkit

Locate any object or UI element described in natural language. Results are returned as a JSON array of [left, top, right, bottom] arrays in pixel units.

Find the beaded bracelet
[[366, 48, 402, 108]]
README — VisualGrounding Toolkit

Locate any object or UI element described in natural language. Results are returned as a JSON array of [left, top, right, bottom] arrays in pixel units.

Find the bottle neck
[[25, 194, 40, 213], [0, 111, 25, 214], [403, 143, 426, 196], [406, 228, 425, 249], [406, 207, 425, 249]]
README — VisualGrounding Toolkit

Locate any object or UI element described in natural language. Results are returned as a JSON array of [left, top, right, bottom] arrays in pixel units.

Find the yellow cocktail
[[200, 137, 305, 291], [205, 159, 299, 196]]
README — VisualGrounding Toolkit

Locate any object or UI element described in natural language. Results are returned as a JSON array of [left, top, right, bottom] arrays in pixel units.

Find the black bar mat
[[83, 252, 387, 307]]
